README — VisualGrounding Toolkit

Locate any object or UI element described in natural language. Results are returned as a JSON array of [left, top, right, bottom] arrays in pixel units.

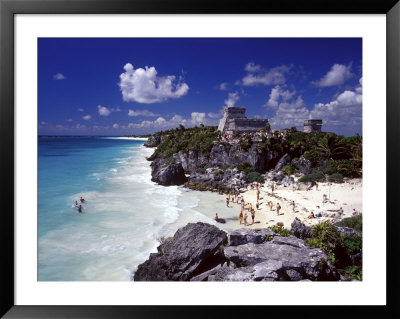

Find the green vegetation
[[298, 170, 325, 184], [339, 265, 362, 281], [334, 214, 363, 233], [153, 126, 219, 159], [246, 171, 264, 183], [305, 219, 363, 279], [282, 164, 296, 176], [328, 173, 344, 183], [268, 225, 291, 237], [264, 235, 274, 241]]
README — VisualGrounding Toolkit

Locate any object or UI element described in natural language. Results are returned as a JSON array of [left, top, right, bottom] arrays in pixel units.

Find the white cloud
[[127, 112, 216, 130], [240, 64, 291, 86], [75, 123, 86, 129], [82, 115, 91, 120], [310, 85, 362, 130], [208, 112, 222, 119], [312, 64, 353, 87], [66, 118, 73, 122], [269, 96, 310, 129], [224, 92, 240, 107], [265, 85, 296, 110], [219, 82, 228, 91], [113, 123, 119, 129], [190, 112, 206, 125], [128, 109, 159, 117], [53, 73, 66, 80], [40, 121, 47, 125], [111, 107, 121, 112], [118, 63, 189, 103], [78, 108, 84, 112], [97, 105, 111, 116], [244, 62, 262, 73]]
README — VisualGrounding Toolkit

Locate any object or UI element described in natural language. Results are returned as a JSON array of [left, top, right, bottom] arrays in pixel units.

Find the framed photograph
[[1, 0, 399, 317]]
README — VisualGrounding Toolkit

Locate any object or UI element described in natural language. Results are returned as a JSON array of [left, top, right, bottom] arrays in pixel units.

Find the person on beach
[[308, 211, 315, 219], [244, 213, 248, 226], [256, 201, 259, 210], [268, 201, 273, 211], [315, 183, 319, 191], [307, 183, 313, 191], [271, 184, 275, 193], [226, 197, 229, 207], [77, 205, 82, 213], [323, 194, 327, 203], [239, 210, 243, 224], [339, 207, 344, 216], [251, 209, 255, 224], [276, 203, 281, 216], [214, 213, 219, 221], [352, 208, 359, 216], [80, 197, 85, 203], [291, 201, 295, 213], [257, 190, 260, 201]]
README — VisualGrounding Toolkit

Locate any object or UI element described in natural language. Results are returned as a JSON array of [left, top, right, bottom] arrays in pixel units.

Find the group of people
[[73, 196, 85, 213]]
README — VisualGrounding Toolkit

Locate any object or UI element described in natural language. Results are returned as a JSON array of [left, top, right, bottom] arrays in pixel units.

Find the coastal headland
[[135, 121, 363, 281]]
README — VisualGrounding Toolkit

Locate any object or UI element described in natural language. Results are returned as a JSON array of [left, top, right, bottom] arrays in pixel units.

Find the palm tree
[[317, 133, 348, 160]]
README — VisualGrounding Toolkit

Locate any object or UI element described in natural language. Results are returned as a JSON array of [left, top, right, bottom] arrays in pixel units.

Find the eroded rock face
[[134, 223, 228, 281], [188, 168, 247, 192], [275, 153, 291, 171], [223, 241, 337, 281], [290, 219, 313, 239], [292, 156, 311, 175], [151, 162, 187, 186], [228, 228, 275, 246]]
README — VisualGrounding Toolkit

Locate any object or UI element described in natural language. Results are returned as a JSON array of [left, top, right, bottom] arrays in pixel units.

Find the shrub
[[334, 214, 362, 233], [338, 265, 362, 281], [298, 170, 325, 184], [305, 221, 341, 263], [264, 235, 274, 242], [335, 159, 362, 177], [268, 225, 291, 237], [197, 167, 207, 174], [237, 161, 254, 175], [246, 171, 264, 183], [328, 173, 344, 183], [282, 164, 296, 176]]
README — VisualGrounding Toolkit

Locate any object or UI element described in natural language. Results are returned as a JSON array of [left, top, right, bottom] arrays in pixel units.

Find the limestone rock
[[151, 162, 187, 186], [223, 241, 337, 280], [292, 156, 311, 175], [275, 153, 291, 171], [228, 228, 275, 246], [134, 222, 228, 281], [290, 219, 313, 239]]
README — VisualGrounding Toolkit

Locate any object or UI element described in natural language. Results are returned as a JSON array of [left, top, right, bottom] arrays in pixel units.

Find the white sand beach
[[224, 179, 362, 230]]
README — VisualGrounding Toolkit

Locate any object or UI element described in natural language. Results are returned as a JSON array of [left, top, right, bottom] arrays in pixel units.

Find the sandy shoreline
[[221, 178, 362, 230]]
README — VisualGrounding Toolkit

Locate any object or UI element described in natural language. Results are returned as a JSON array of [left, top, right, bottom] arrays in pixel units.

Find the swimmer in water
[[77, 205, 82, 213], [80, 197, 85, 203]]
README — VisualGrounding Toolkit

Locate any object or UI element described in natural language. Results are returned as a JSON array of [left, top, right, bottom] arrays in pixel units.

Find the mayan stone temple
[[303, 119, 323, 133], [218, 107, 269, 135]]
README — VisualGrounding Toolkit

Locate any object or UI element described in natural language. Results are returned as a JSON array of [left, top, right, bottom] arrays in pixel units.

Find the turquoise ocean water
[[38, 136, 238, 281]]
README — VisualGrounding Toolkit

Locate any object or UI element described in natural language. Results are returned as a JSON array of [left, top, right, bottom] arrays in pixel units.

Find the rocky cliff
[[134, 222, 341, 281]]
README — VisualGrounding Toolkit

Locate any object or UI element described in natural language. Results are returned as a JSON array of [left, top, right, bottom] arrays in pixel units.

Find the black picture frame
[[1, 0, 399, 318]]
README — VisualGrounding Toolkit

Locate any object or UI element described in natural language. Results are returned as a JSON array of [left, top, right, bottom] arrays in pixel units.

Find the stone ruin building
[[218, 107, 269, 135], [303, 119, 323, 133]]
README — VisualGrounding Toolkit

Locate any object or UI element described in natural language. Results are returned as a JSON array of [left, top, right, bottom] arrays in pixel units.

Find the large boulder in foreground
[[222, 239, 338, 281], [134, 223, 228, 281], [151, 162, 187, 186]]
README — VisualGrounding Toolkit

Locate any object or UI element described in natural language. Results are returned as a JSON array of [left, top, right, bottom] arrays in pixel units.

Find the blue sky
[[38, 38, 362, 136]]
